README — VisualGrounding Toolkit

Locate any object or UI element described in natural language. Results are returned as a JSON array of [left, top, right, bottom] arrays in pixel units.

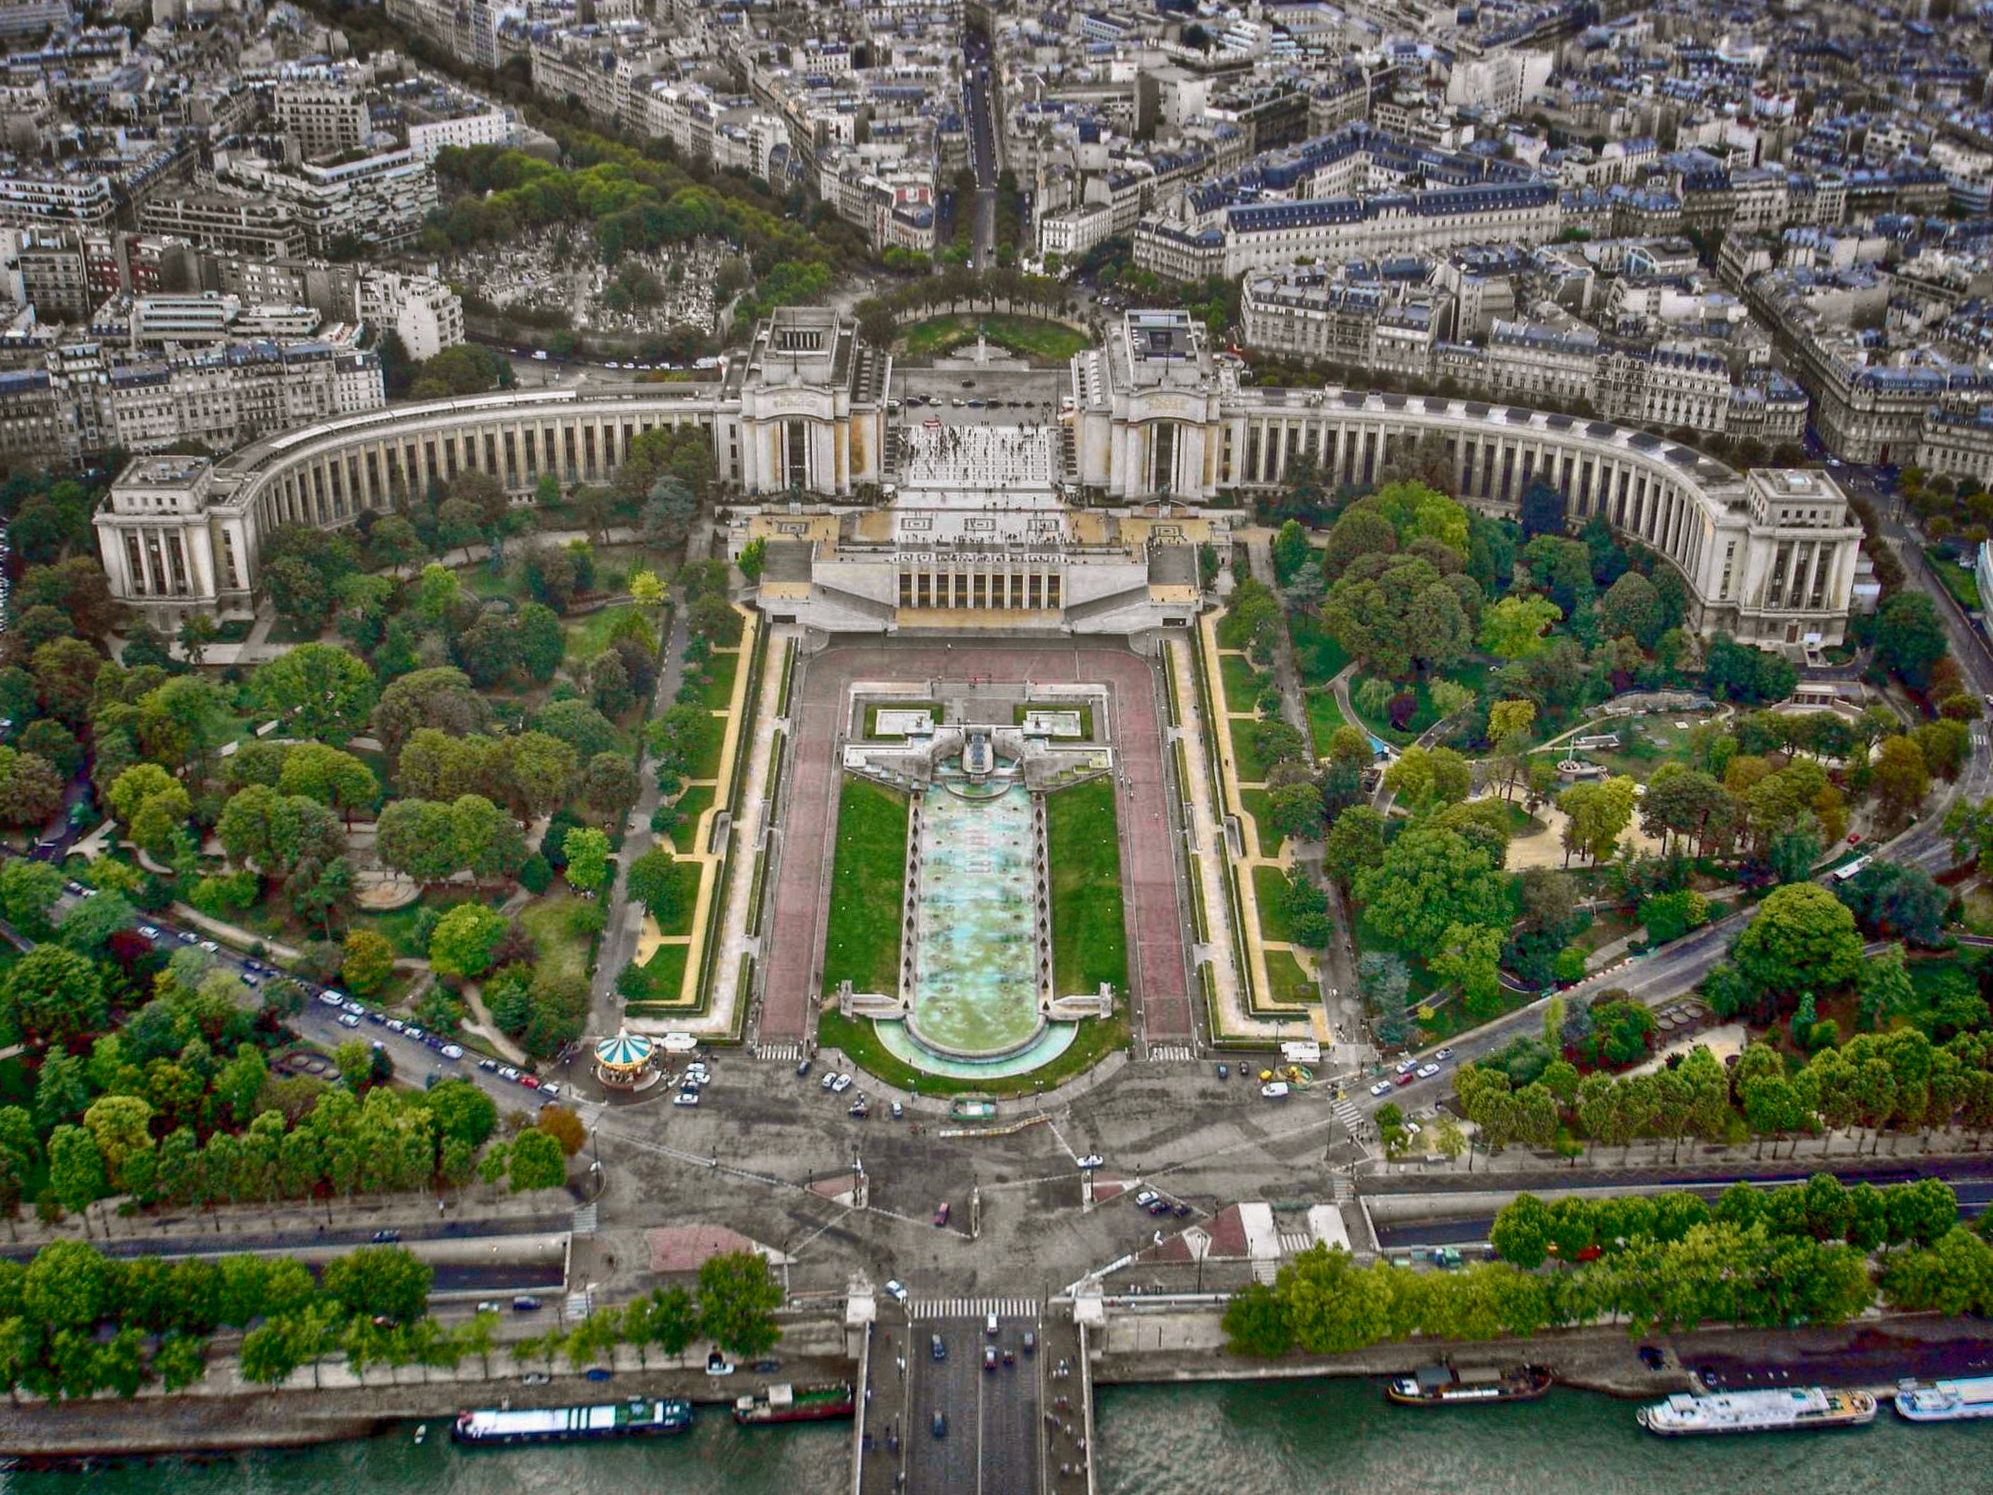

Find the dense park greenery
[[0, 1239, 781, 1399], [1226, 1176, 1993, 1359]]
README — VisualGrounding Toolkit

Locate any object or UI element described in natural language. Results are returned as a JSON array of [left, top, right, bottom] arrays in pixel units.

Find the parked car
[[498, 1066, 521, 1081], [1261, 1081, 1291, 1099], [372, 1229, 401, 1243], [1369, 1080, 1394, 1097], [932, 1410, 947, 1438], [583, 1367, 613, 1382], [338, 1013, 361, 1028], [890, 1100, 904, 1120], [521, 1372, 550, 1386], [520, 1075, 540, 1089], [706, 1353, 734, 1377], [1134, 1190, 1158, 1207], [198, 940, 219, 954], [512, 1296, 542, 1312], [831, 1073, 853, 1093], [983, 1346, 998, 1371], [1433, 1048, 1455, 1062], [795, 1058, 812, 1078], [386, 1018, 406, 1032], [477, 1058, 499, 1072], [820, 1072, 838, 1091], [477, 1301, 504, 1314], [440, 1044, 464, 1060], [318, 991, 345, 1008], [1395, 1058, 1419, 1074], [674, 1091, 700, 1108], [1415, 1063, 1441, 1079], [539, 1083, 560, 1099]]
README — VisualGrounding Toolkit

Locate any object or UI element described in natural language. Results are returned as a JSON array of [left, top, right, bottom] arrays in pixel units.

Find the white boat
[[1636, 1386, 1876, 1436], [1895, 1376, 1993, 1422]]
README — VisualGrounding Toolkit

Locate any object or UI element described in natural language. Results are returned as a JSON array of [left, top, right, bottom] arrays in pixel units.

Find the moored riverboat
[[452, 1398, 693, 1446], [1385, 1363, 1553, 1406], [1636, 1387, 1875, 1436], [1894, 1377, 1993, 1423], [733, 1383, 857, 1425]]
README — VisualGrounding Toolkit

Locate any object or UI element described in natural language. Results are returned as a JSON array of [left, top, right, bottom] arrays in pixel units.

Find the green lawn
[[668, 785, 715, 852], [1349, 662, 1496, 745], [1253, 865, 1295, 944], [1220, 655, 1267, 713], [563, 604, 646, 665], [1229, 719, 1271, 783], [899, 314, 1089, 365], [1304, 687, 1346, 756], [620, 943, 690, 1008], [349, 892, 496, 958], [1262, 948, 1316, 1006], [1238, 789, 1282, 856], [822, 777, 909, 996], [1572, 711, 1719, 779], [680, 712, 724, 780], [518, 893, 594, 984], [1045, 778, 1128, 997], [816, 1007, 1130, 1099], [1288, 611, 1350, 687], [1928, 548, 1983, 611], [647, 860, 703, 938], [694, 650, 739, 709]]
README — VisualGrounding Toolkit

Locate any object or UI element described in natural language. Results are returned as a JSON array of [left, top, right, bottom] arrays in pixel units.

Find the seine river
[[3, 1380, 1983, 1493]]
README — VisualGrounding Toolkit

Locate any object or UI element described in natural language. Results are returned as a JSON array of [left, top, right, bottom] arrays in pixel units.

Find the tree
[[537, 1105, 588, 1156], [1322, 805, 1386, 889], [1870, 736, 1930, 830], [580, 752, 641, 827], [1355, 823, 1511, 952], [1733, 883, 1862, 1004], [278, 744, 377, 823], [1478, 594, 1563, 659], [516, 603, 565, 684], [323, 1247, 433, 1324], [1835, 860, 1949, 947], [562, 826, 613, 896], [250, 645, 378, 742], [1559, 776, 1636, 865], [424, 1080, 498, 1149], [80, 1095, 153, 1189], [47, 1125, 107, 1216], [1266, 782, 1326, 842], [697, 1250, 783, 1358], [0, 859, 65, 938], [1382, 745, 1471, 809], [1597, 571, 1664, 648], [341, 930, 397, 996], [641, 475, 701, 549], [1872, 591, 1948, 690], [0, 746, 62, 832], [1640, 889, 1710, 944], [427, 903, 508, 981], [1583, 999, 1658, 1066], [629, 569, 667, 608], [3, 945, 107, 1046], [625, 846, 687, 925], [508, 1128, 567, 1191]]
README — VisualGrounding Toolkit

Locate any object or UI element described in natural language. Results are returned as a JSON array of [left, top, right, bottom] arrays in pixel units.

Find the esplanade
[[96, 305, 1867, 655]]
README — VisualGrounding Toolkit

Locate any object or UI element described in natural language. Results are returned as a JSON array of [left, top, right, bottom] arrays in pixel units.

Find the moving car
[[1395, 1071, 1416, 1087], [984, 1346, 998, 1371], [932, 1410, 947, 1438], [933, 1202, 950, 1227], [931, 1334, 946, 1361], [1395, 1058, 1419, 1074], [1433, 1048, 1455, 1062], [512, 1297, 542, 1312], [884, 1280, 908, 1303], [1369, 1080, 1394, 1097]]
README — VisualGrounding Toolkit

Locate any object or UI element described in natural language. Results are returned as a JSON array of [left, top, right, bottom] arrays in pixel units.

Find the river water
[[4, 1380, 1981, 1493]]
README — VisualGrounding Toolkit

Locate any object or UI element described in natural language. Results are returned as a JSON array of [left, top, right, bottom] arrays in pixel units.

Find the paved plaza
[[899, 420, 1061, 494], [758, 639, 1194, 1052]]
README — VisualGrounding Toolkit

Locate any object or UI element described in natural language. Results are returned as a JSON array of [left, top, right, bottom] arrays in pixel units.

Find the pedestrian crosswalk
[[755, 1042, 803, 1062], [907, 1297, 1040, 1322], [1330, 1172, 1354, 1206], [1333, 1097, 1365, 1133], [565, 1289, 596, 1321], [1147, 1045, 1194, 1063]]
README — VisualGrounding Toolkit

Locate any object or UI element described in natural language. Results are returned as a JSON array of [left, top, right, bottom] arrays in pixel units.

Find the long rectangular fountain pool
[[906, 778, 1043, 1060]]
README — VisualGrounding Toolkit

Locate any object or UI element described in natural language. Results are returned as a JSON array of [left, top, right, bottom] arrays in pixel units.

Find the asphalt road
[[963, 28, 997, 270], [904, 1315, 1040, 1495], [0, 1211, 574, 1264]]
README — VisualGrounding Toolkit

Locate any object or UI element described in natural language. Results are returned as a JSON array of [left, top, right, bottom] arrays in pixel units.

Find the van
[[531, 349, 549, 361]]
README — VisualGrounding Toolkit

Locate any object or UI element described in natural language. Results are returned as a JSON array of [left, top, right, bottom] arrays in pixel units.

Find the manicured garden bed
[[1045, 777, 1128, 998], [821, 777, 909, 996]]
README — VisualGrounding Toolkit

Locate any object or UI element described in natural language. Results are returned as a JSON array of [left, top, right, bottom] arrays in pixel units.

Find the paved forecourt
[[759, 637, 1194, 1051]]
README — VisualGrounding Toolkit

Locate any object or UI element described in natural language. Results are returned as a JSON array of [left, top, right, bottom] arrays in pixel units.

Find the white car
[[343, 1002, 365, 1016], [440, 1044, 464, 1060], [1415, 1063, 1441, 1080], [199, 940, 219, 954], [1076, 1154, 1105, 1170], [1432, 1048, 1455, 1062], [1395, 1058, 1418, 1074], [138, 925, 159, 938], [820, 1072, 838, 1091], [498, 1066, 521, 1081], [1133, 1190, 1159, 1207], [830, 1074, 853, 1093], [539, 1083, 560, 1099], [386, 1018, 406, 1032], [884, 1279, 909, 1303], [317, 991, 344, 1007], [338, 1013, 361, 1028], [1369, 1080, 1394, 1097], [673, 1091, 700, 1107]]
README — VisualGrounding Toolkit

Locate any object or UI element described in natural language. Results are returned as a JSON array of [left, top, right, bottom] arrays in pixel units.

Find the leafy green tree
[[1856, 945, 1916, 1032], [322, 1247, 433, 1324], [424, 1080, 498, 1149], [1355, 822, 1511, 952], [1559, 776, 1636, 865], [697, 1250, 783, 1358], [508, 1127, 567, 1192], [1478, 593, 1563, 659], [1382, 745, 1472, 809], [0, 859, 65, 937], [562, 826, 613, 896], [341, 929, 396, 996], [1221, 1281, 1293, 1357], [1597, 571, 1664, 647], [4, 945, 107, 1046], [250, 644, 378, 742], [1871, 591, 1948, 690], [427, 903, 508, 981], [1732, 882, 1862, 1005]]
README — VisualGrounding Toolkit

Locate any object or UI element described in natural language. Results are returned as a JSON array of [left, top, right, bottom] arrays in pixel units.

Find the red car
[[933, 1201, 951, 1227], [520, 1075, 540, 1089], [1395, 1071, 1416, 1086]]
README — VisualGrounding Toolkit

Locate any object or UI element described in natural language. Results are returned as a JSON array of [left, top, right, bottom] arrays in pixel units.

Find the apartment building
[[215, 147, 438, 255], [356, 269, 462, 361], [273, 83, 371, 162], [140, 189, 309, 260]]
